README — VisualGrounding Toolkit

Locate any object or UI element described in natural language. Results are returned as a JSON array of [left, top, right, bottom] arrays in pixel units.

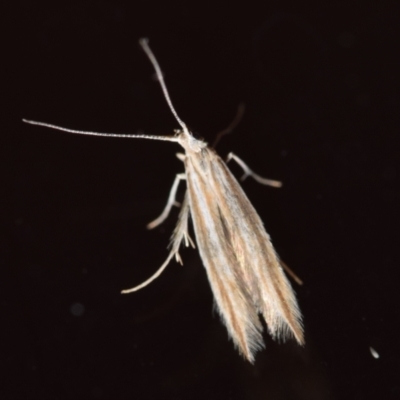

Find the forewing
[[185, 148, 303, 361], [185, 151, 264, 362]]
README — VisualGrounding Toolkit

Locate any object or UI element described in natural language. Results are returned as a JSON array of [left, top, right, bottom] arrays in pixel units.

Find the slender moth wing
[[184, 147, 303, 362]]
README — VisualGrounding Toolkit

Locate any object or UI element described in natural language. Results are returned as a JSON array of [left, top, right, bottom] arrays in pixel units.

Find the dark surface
[[3, 1, 399, 399]]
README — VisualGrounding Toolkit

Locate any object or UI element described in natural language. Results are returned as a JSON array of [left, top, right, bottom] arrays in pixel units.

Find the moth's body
[[23, 38, 304, 363]]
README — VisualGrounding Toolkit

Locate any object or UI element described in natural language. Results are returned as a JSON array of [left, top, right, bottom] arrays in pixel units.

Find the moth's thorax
[[176, 129, 207, 153]]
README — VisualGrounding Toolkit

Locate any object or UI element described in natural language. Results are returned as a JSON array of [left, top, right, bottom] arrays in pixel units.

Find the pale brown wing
[[185, 154, 264, 362], [185, 148, 303, 362]]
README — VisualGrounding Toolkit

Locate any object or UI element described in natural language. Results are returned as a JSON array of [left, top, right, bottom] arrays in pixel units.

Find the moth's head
[[175, 127, 207, 153]]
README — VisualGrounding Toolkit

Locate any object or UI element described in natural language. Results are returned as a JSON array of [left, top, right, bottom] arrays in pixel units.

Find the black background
[[3, 1, 399, 399]]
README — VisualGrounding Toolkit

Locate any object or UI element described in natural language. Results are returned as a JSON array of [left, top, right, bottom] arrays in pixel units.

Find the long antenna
[[22, 119, 179, 142], [139, 38, 189, 135], [23, 39, 189, 142]]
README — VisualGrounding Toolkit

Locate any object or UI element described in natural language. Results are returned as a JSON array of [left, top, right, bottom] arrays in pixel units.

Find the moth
[[24, 38, 304, 363]]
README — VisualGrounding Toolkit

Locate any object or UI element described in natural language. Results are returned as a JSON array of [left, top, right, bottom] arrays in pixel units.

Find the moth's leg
[[279, 260, 303, 286], [122, 192, 193, 294], [147, 173, 186, 230], [121, 250, 176, 293], [226, 152, 282, 188], [176, 152, 185, 162]]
